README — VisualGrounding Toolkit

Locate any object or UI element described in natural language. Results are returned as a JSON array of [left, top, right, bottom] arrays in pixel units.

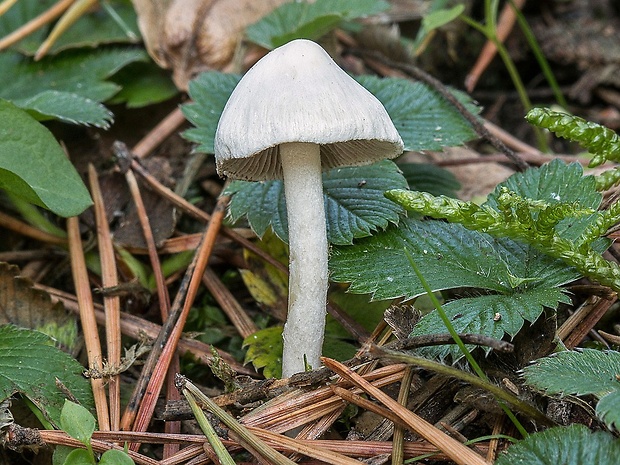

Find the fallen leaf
[[131, 0, 288, 90]]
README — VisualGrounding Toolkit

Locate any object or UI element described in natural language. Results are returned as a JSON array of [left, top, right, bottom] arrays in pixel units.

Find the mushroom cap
[[214, 39, 404, 181]]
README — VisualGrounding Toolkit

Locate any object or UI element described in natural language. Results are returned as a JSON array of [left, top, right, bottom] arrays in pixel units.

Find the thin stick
[[66, 216, 110, 431], [323, 357, 491, 465], [0, 0, 75, 51], [132, 107, 187, 159], [392, 366, 415, 465], [125, 167, 181, 457], [203, 267, 258, 339], [88, 164, 121, 431], [0, 211, 66, 245]]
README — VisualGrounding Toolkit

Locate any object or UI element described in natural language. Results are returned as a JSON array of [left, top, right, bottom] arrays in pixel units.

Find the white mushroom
[[215, 39, 403, 377]]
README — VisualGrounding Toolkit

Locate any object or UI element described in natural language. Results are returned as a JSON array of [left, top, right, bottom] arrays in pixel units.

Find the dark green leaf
[[0, 325, 94, 427], [246, 0, 389, 49], [523, 349, 620, 428], [183, 72, 241, 154], [0, 100, 92, 216], [0, 48, 147, 127], [495, 424, 620, 465], [398, 162, 460, 197], [109, 61, 178, 108], [357, 76, 478, 152], [0, 0, 53, 51], [225, 160, 407, 245], [330, 217, 580, 301], [60, 400, 95, 444], [412, 289, 570, 360]]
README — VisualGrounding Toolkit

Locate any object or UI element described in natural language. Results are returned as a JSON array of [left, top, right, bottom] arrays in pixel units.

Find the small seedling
[[54, 400, 134, 465]]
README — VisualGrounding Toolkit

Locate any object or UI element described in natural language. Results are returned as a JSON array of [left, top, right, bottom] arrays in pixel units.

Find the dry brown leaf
[[0, 262, 79, 353], [131, 0, 289, 90]]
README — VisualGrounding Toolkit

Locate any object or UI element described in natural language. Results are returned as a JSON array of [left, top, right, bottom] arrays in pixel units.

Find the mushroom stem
[[280, 142, 329, 377]]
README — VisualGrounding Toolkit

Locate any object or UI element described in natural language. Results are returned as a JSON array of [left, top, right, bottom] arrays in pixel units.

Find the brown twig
[[323, 357, 491, 465], [88, 164, 122, 431], [0, 210, 66, 245], [203, 266, 258, 339], [132, 106, 188, 159], [66, 215, 110, 431]]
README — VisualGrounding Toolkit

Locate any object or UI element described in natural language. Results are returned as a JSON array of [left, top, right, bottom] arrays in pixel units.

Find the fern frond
[[525, 108, 620, 167]]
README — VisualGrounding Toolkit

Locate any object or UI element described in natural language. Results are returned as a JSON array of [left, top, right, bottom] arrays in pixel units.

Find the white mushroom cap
[[214, 39, 404, 181]]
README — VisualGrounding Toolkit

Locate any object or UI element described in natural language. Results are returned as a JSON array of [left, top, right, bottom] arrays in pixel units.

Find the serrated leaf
[[14, 90, 113, 128], [243, 327, 283, 379], [183, 72, 241, 154], [523, 349, 620, 428], [412, 289, 570, 360], [0, 99, 93, 216], [495, 424, 620, 465], [0, 325, 94, 427], [486, 159, 601, 241], [398, 162, 460, 197], [60, 400, 95, 444], [596, 390, 620, 430], [246, 0, 390, 49], [330, 217, 580, 301], [225, 160, 407, 245], [356, 76, 478, 152], [0, 48, 146, 126]]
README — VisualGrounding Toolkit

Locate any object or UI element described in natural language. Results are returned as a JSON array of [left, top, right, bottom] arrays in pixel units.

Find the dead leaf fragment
[[131, 0, 288, 90]]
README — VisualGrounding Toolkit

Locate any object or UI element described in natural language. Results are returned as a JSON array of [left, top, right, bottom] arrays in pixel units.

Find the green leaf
[[398, 162, 460, 197], [330, 217, 580, 300], [356, 76, 478, 152], [523, 349, 620, 429], [225, 160, 407, 245], [412, 289, 570, 360], [108, 61, 178, 108], [0, 100, 92, 216], [100, 449, 135, 465], [0, 48, 147, 127], [63, 448, 93, 465], [495, 424, 620, 465], [60, 400, 95, 445], [183, 72, 241, 154], [0, 325, 94, 427], [246, 0, 390, 49], [243, 326, 283, 379]]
